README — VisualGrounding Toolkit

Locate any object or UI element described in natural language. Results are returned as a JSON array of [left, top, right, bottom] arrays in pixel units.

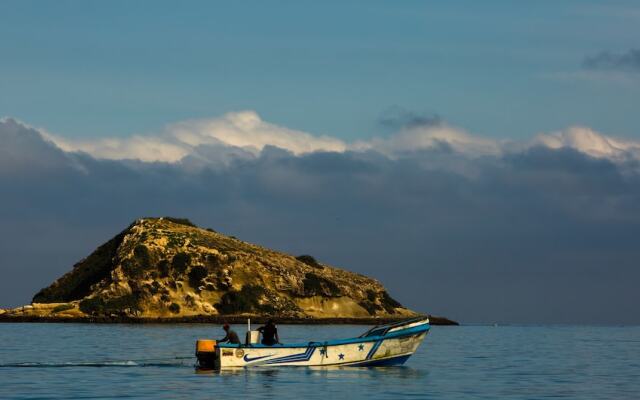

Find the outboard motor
[[195, 339, 217, 369]]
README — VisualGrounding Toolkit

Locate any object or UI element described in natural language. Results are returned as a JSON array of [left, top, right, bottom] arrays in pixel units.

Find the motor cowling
[[195, 339, 217, 369]]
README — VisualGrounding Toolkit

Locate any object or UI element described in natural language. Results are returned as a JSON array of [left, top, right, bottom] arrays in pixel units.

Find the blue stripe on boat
[[366, 340, 383, 360], [264, 347, 316, 364]]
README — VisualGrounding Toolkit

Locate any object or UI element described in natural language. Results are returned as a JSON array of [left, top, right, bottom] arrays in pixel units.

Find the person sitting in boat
[[257, 319, 280, 346], [219, 323, 241, 344]]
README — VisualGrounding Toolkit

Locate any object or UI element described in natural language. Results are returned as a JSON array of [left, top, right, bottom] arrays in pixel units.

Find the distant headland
[[0, 217, 457, 325]]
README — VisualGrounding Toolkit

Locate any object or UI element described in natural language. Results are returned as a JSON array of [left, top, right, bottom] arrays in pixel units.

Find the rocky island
[[0, 217, 457, 325]]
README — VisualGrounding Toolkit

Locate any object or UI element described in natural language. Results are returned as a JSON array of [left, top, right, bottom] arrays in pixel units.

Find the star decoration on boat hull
[[338, 353, 345, 360], [358, 344, 364, 351]]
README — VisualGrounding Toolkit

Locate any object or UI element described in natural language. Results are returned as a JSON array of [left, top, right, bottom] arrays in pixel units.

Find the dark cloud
[[378, 107, 442, 130], [0, 118, 75, 175], [1, 120, 640, 324], [583, 48, 640, 72]]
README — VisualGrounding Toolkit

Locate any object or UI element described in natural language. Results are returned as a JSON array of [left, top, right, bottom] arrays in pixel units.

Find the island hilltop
[[0, 217, 456, 325]]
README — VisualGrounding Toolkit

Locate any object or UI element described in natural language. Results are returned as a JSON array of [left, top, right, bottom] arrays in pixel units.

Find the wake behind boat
[[196, 317, 430, 369]]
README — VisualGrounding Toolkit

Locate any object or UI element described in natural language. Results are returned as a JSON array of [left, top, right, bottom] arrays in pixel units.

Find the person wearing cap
[[219, 324, 241, 344]]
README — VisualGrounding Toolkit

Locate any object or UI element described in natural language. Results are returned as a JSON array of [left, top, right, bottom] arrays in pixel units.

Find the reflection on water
[[304, 365, 427, 380], [201, 364, 427, 380], [1, 324, 639, 399]]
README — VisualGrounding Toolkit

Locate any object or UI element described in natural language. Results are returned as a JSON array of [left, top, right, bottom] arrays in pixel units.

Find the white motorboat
[[195, 317, 430, 369]]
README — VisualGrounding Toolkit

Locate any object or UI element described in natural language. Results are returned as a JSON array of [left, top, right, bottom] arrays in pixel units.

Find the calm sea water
[[1, 323, 639, 399]]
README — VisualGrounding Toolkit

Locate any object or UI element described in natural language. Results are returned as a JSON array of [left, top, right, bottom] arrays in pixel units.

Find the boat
[[195, 317, 430, 369]]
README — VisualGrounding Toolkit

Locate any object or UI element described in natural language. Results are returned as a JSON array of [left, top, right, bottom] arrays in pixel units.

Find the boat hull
[[197, 318, 430, 369]]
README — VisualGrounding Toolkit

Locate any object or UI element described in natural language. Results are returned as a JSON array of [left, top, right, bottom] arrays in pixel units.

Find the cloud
[[378, 107, 442, 130], [359, 123, 502, 158], [44, 111, 347, 163], [1, 115, 640, 324], [49, 134, 190, 163], [583, 48, 640, 73], [169, 111, 347, 155], [544, 49, 640, 84], [35, 111, 640, 169], [534, 126, 640, 163]]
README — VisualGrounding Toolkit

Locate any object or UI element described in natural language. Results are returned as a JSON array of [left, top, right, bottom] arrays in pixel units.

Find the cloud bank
[[33, 110, 640, 167], [1, 114, 639, 324]]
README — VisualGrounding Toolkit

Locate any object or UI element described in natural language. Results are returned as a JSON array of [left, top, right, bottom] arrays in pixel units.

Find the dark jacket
[[220, 329, 241, 344], [258, 324, 279, 345]]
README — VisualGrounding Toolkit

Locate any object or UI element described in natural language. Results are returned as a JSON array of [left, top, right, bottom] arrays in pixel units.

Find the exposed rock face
[[30, 218, 416, 319]]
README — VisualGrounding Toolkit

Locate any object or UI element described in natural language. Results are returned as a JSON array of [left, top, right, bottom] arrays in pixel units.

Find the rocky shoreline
[[0, 313, 458, 325]]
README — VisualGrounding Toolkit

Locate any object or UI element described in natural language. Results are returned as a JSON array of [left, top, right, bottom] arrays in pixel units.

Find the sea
[[1, 323, 639, 399]]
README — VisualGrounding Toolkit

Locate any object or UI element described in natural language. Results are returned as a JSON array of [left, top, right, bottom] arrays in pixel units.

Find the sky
[[1, 1, 640, 324]]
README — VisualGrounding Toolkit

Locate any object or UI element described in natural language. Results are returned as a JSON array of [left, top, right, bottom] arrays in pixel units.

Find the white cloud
[[38, 111, 503, 163], [43, 111, 347, 163], [534, 126, 640, 162], [49, 134, 190, 163], [354, 123, 502, 157], [169, 111, 347, 155], [15, 111, 640, 167]]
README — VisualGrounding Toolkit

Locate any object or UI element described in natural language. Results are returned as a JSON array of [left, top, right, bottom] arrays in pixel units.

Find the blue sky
[[2, 0, 639, 141]]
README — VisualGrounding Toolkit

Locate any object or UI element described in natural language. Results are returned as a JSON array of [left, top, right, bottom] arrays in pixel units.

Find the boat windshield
[[363, 327, 388, 337], [358, 317, 427, 338]]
